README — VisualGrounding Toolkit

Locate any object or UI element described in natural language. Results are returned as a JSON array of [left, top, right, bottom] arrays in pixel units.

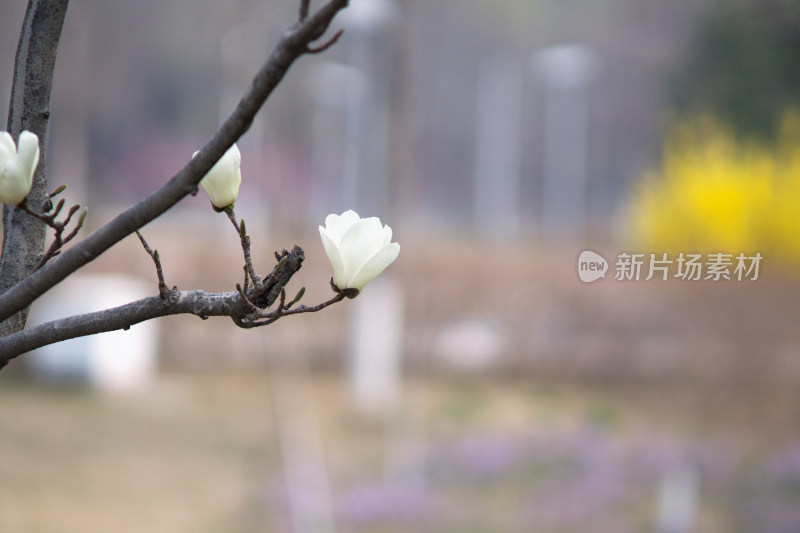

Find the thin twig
[[236, 283, 261, 313], [222, 206, 305, 312], [306, 29, 344, 54], [299, 0, 311, 21], [17, 201, 88, 272], [241, 290, 347, 328], [17, 199, 57, 226], [225, 207, 261, 287], [135, 230, 170, 299], [286, 286, 306, 309], [242, 265, 250, 291]]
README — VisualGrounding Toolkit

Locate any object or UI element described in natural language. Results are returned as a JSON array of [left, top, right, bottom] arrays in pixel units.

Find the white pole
[[532, 44, 597, 239], [338, 0, 400, 216], [348, 277, 404, 417], [655, 464, 698, 533], [267, 353, 337, 533], [306, 62, 368, 220], [474, 55, 523, 241]]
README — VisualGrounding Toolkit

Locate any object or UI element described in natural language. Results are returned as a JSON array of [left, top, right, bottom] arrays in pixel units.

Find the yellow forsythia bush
[[628, 112, 800, 269]]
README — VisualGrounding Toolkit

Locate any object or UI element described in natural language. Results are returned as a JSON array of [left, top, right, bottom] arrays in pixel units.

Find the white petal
[[0, 132, 15, 160], [319, 226, 347, 288], [199, 144, 241, 208], [16, 131, 40, 189], [231, 159, 242, 198], [382, 223, 393, 245], [228, 143, 241, 165], [324, 210, 361, 241], [348, 243, 400, 291], [337, 217, 388, 285], [0, 159, 30, 205]]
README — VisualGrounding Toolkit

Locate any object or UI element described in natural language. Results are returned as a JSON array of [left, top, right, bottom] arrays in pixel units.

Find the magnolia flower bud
[[193, 144, 241, 209], [0, 130, 40, 205], [319, 210, 400, 294]]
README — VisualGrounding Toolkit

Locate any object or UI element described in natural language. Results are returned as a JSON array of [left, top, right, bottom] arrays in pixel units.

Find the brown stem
[[225, 207, 261, 287], [135, 230, 170, 299], [240, 290, 347, 328]]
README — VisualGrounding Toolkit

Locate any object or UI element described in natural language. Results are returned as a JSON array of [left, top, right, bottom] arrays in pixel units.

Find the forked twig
[[237, 289, 347, 328], [135, 230, 171, 299], [18, 196, 88, 271]]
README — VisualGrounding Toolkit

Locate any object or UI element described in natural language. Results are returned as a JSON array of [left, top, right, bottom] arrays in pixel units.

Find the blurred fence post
[[474, 55, 523, 241], [268, 353, 337, 533], [655, 464, 698, 533], [532, 44, 597, 239], [336, 0, 401, 217], [306, 62, 369, 221], [348, 276, 405, 417]]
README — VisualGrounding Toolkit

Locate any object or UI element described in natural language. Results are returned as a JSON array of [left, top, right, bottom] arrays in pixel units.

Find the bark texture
[[0, 0, 70, 343]]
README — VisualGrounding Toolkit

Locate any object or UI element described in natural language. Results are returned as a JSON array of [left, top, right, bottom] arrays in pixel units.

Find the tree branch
[[0, 283, 349, 362], [0, 0, 350, 326], [0, 0, 71, 342], [0, 289, 245, 361], [299, 0, 311, 21]]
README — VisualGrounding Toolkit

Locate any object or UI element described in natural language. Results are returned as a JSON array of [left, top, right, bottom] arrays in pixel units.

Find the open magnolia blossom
[[194, 144, 241, 209], [319, 210, 400, 294], [0, 130, 39, 205]]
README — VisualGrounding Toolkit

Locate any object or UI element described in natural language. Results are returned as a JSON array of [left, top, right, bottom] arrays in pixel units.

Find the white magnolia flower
[[319, 210, 400, 294], [194, 144, 241, 209], [0, 130, 39, 205]]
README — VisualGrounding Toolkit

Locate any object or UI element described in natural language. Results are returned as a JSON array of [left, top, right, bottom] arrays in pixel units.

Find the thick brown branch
[[0, 286, 349, 361], [0, 289, 244, 361], [253, 246, 305, 308], [0, 0, 350, 325]]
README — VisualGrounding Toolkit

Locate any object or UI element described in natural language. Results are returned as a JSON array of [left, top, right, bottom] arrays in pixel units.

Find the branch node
[[236, 282, 261, 314]]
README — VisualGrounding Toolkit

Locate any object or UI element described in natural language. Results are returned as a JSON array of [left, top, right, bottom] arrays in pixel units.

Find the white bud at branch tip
[[194, 144, 242, 209]]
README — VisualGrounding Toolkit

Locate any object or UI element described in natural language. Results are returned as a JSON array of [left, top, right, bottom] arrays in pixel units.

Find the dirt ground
[[2, 371, 800, 533], [6, 218, 800, 531]]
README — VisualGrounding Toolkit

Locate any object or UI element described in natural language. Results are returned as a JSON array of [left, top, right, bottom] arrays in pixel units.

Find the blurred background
[[2, 0, 800, 531]]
